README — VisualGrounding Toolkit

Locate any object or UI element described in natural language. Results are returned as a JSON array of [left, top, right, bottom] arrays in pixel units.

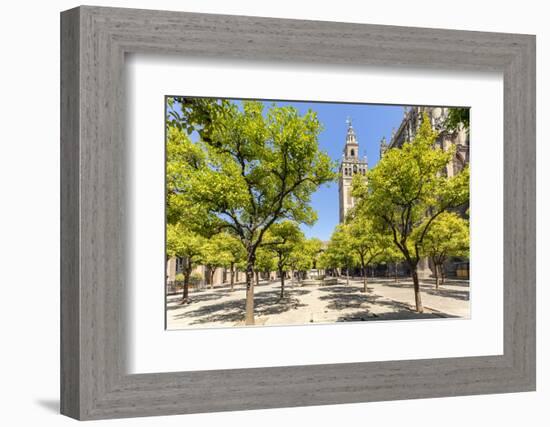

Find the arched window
[[350, 149, 355, 157], [353, 165, 357, 174]]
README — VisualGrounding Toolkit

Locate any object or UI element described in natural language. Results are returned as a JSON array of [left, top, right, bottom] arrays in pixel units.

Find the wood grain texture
[[60, 7, 80, 419], [60, 5, 536, 420]]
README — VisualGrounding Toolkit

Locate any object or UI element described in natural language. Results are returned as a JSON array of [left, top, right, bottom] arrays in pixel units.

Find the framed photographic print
[[163, 97, 471, 331], [61, 5, 536, 420]]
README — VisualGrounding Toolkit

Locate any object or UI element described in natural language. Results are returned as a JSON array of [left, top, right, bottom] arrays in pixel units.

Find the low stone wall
[[301, 277, 338, 286]]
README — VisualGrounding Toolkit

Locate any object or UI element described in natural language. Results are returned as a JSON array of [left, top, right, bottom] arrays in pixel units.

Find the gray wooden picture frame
[[60, 5, 536, 421]]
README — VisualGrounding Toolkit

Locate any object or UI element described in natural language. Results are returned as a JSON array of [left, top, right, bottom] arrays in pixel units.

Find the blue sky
[[261, 100, 404, 241], [170, 98, 405, 241]]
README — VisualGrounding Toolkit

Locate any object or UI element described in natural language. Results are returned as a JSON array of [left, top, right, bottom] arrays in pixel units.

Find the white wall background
[[0, 0, 546, 425]]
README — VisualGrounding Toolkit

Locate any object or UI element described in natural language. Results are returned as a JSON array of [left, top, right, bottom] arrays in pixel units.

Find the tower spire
[[338, 116, 368, 223], [345, 117, 358, 147]]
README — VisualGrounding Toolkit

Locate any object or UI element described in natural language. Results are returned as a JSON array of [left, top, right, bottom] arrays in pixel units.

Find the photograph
[[1, 0, 540, 423], [165, 97, 470, 329]]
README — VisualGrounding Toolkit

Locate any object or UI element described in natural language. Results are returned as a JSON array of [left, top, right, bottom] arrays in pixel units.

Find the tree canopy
[[352, 113, 469, 311], [262, 220, 304, 298], [345, 215, 392, 292], [323, 225, 356, 284], [166, 222, 208, 302], [166, 98, 335, 323], [444, 107, 470, 131], [418, 211, 469, 288]]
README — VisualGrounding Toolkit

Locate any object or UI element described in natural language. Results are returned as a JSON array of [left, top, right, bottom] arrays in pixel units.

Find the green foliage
[[166, 97, 231, 143], [255, 245, 277, 273], [262, 220, 305, 272], [167, 99, 336, 275], [288, 243, 313, 272], [377, 243, 405, 265], [353, 112, 470, 268], [345, 214, 392, 268], [215, 233, 247, 267], [417, 211, 469, 263], [174, 272, 202, 286], [323, 224, 357, 270], [189, 272, 203, 286], [295, 238, 323, 271], [166, 126, 217, 231], [444, 107, 470, 131], [166, 222, 208, 300], [166, 222, 207, 265], [316, 252, 332, 270], [202, 233, 236, 270]]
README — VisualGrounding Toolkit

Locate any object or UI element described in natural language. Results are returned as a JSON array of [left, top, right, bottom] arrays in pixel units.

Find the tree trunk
[[255, 270, 259, 287], [362, 262, 368, 293], [279, 268, 285, 300], [230, 262, 235, 291], [411, 267, 424, 313], [394, 262, 398, 283], [245, 262, 255, 325], [346, 265, 350, 285], [291, 269, 294, 286], [181, 263, 192, 304], [434, 262, 440, 290], [209, 268, 216, 289]]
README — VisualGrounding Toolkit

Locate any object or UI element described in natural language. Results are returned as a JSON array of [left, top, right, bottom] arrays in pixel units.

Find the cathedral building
[[338, 120, 368, 223], [380, 106, 469, 177]]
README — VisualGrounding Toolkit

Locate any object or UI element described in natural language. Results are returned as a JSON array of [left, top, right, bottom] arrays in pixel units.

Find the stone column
[[166, 257, 176, 282], [416, 257, 433, 280]]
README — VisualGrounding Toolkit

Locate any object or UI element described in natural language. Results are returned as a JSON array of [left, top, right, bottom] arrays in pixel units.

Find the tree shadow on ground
[[423, 287, 470, 301], [317, 285, 363, 295], [424, 279, 470, 288], [337, 298, 458, 321], [316, 285, 459, 321], [381, 282, 470, 302], [318, 288, 382, 310], [278, 287, 312, 296], [173, 288, 308, 325], [338, 309, 454, 322], [173, 298, 245, 324], [166, 292, 225, 310], [255, 290, 307, 316]]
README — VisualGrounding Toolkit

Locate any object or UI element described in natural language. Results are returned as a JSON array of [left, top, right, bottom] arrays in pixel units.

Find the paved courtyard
[[166, 277, 470, 329]]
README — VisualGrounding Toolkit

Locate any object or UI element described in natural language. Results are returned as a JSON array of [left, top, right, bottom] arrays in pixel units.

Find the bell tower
[[338, 118, 368, 223], [344, 119, 359, 159]]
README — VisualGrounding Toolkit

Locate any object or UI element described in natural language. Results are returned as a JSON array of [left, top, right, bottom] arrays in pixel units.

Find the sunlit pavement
[[166, 277, 470, 330]]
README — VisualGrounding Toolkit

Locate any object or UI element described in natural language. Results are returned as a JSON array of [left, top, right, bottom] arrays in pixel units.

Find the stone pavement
[[166, 277, 470, 330]]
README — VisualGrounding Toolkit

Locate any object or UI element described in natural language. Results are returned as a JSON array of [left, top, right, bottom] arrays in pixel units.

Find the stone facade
[[382, 106, 469, 178], [338, 121, 368, 223], [166, 257, 248, 288]]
